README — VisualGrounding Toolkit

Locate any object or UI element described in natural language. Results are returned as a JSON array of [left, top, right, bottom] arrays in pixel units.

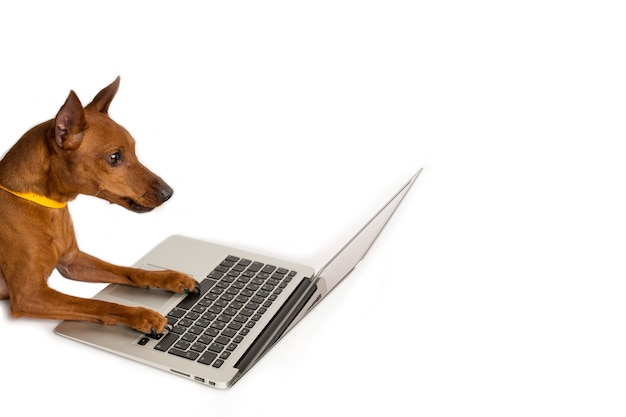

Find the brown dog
[[0, 77, 197, 335]]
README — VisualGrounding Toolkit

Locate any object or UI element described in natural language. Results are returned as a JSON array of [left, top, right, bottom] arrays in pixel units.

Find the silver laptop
[[55, 169, 422, 388]]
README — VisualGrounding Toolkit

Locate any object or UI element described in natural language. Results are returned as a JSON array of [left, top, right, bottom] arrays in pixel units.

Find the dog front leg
[[57, 250, 198, 293], [3, 258, 169, 333], [10, 285, 169, 333]]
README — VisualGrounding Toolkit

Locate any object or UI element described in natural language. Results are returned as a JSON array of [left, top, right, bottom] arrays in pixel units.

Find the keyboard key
[[185, 312, 200, 320], [198, 299, 212, 307], [215, 336, 230, 345], [223, 307, 237, 316], [221, 328, 236, 338], [171, 325, 186, 335], [196, 318, 211, 328], [210, 287, 224, 295], [201, 312, 216, 321], [204, 328, 219, 337], [208, 306, 222, 314], [235, 295, 249, 303], [214, 299, 228, 307], [174, 340, 190, 350], [208, 270, 224, 279], [198, 351, 217, 365], [191, 343, 207, 352], [168, 308, 186, 318], [192, 305, 207, 314], [218, 293, 235, 304], [154, 333, 179, 352], [226, 287, 240, 295], [249, 262, 263, 272], [210, 321, 225, 330], [188, 325, 204, 335], [245, 302, 259, 311], [169, 348, 199, 361], [182, 333, 197, 342], [220, 260, 235, 268], [178, 318, 194, 327], [208, 343, 225, 353], [262, 265, 276, 274], [217, 314, 231, 323], [227, 321, 242, 330], [233, 315, 248, 323]]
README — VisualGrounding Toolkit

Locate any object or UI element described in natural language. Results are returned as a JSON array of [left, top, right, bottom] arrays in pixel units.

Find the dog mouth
[[122, 197, 156, 213], [95, 181, 173, 213]]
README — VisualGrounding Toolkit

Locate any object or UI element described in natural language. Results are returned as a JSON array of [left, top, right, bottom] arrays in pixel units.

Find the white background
[[1, 1, 625, 416]]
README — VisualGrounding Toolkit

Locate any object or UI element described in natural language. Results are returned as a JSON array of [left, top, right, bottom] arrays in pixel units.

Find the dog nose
[[159, 184, 174, 203]]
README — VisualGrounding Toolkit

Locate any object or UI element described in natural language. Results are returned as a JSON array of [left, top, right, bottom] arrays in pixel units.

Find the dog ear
[[54, 90, 87, 150], [86, 76, 120, 114]]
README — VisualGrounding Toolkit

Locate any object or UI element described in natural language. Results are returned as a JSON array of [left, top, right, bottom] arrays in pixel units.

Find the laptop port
[[170, 369, 190, 378]]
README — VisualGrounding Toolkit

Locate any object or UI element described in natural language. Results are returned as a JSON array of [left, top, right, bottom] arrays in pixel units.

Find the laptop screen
[[314, 170, 421, 295]]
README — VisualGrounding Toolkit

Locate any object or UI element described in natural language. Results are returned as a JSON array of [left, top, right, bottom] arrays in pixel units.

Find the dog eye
[[108, 152, 122, 166]]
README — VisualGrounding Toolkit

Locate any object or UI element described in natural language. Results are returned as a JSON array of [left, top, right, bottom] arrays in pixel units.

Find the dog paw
[[161, 271, 198, 294], [133, 269, 198, 294], [131, 307, 169, 334], [185, 280, 202, 295]]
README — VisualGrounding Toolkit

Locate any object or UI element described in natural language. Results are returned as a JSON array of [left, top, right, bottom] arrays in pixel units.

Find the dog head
[[47, 77, 173, 213]]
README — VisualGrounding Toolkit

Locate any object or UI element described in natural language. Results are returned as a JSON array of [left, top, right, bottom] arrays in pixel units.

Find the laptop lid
[[313, 168, 422, 298], [241, 168, 423, 371]]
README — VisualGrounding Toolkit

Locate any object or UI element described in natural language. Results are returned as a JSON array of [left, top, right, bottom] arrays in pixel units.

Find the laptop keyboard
[[144, 255, 296, 368]]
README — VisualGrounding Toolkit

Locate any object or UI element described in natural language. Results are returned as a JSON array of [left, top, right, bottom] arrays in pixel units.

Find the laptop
[[55, 169, 422, 388]]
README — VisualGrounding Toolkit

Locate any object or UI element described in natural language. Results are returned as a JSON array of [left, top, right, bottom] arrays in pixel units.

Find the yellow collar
[[0, 184, 67, 208]]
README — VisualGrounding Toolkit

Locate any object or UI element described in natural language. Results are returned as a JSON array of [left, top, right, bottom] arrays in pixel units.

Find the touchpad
[[105, 285, 174, 309], [101, 264, 183, 310]]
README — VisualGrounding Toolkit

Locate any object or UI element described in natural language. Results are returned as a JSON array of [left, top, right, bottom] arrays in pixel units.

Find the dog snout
[[158, 183, 173, 203]]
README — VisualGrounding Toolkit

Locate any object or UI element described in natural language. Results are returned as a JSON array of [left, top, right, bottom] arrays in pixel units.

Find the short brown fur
[[0, 77, 197, 334]]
